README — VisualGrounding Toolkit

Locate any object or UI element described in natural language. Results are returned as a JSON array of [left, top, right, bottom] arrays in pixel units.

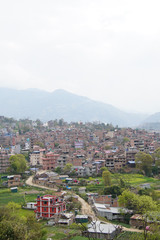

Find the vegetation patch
[[115, 231, 143, 240]]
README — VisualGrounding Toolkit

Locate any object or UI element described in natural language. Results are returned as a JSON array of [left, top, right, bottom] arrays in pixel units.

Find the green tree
[[100, 167, 108, 173], [102, 170, 111, 186], [26, 215, 46, 240], [55, 166, 62, 174], [118, 190, 158, 214], [0, 219, 26, 240], [135, 152, 153, 176], [122, 137, 130, 144], [79, 179, 87, 186], [9, 154, 27, 173], [0, 205, 46, 240], [54, 142, 59, 147], [64, 163, 73, 174], [7, 202, 21, 213], [103, 185, 122, 198], [34, 141, 44, 148], [153, 147, 160, 167]]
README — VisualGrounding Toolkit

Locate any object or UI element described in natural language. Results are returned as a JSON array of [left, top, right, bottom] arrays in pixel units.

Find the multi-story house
[[30, 149, 45, 166], [56, 155, 69, 169], [105, 152, 115, 169], [0, 149, 10, 173], [114, 154, 126, 170], [74, 166, 85, 177], [93, 195, 119, 207], [34, 194, 66, 219], [93, 160, 105, 174], [84, 163, 96, 176], [7, 175, 22, 187], [42, 152, 60, 170], [125, 147, 138, 163]]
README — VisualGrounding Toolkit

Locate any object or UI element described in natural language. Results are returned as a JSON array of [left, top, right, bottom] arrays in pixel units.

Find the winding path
[[26, 171, 57, 191]]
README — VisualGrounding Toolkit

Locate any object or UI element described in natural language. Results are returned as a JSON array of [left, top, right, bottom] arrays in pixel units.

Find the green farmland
[[111, 173, 160, 186], [77, 173, 160, 193], [0, 187, 45, 206]]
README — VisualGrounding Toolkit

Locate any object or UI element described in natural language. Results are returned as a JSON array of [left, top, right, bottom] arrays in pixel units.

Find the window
[[44, 208, 47, 211], [44, 201, 47, 205]]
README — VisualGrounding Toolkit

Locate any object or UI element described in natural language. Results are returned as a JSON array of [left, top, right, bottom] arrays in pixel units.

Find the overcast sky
[[0, 0, 160, 114]]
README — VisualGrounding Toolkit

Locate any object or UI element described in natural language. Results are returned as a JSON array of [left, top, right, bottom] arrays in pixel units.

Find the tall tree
[[118, 190, 158, 214], [153, 147, 160, 167], [135, 152, 153, 176], [63, 163, 73, 174], [9, 154, 27, 173], [0, 204, 46, 240], [102, 170, 111, 186]]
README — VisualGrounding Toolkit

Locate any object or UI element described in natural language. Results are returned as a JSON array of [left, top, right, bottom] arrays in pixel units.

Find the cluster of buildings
[[30, 192, 126, 239], [1, 120, 160, 174], [1, 174, 22, 188]]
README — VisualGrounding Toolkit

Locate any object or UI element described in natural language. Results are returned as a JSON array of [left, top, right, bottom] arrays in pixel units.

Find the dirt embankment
[[76, 195, 96, 220]]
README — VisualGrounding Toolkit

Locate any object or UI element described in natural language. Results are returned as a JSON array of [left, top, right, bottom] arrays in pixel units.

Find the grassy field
[[0, 186, 45, 206], [43, 225, 81, 240], [111, 173, 160, 186], [116, 231, 143, 240], [78, 173, 160, 193], [71, 237, 101, 240]]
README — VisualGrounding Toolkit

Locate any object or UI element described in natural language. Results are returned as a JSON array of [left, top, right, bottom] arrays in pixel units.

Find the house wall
[[35, 195, 66, 219], [93, 195, 119, 207]]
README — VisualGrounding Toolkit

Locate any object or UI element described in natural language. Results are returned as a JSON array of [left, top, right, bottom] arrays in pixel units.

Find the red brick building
[[34, 195, 66, 219], [93, 195, 119, 207], [42, 152, 60, 170]]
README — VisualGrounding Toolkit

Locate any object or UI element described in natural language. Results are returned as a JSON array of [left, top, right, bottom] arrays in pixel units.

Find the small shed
[[11, 187, 18, 193], [58, 213, 74, 225], [26, 202, 36, 209], [79, 187, 86, 194], [75, 215, 89, 223], [47, 220, 55, 226], [66, 178, 73, 183], [59, 175, 69, 180], [140, 183, 151, 189], [130, 214, 144, 229]]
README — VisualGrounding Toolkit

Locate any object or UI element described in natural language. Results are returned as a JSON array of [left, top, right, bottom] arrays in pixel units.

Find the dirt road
[[26, 171, 57, 191], [26, 172, 95, 219], [75, 196, 143, 232], [122, 227, 143, 233], [76, 195, 97, 220]]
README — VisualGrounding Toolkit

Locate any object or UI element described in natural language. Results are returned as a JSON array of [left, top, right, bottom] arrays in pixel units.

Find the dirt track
[[26, 171, 57, 191], [76, 195, 97, 220]]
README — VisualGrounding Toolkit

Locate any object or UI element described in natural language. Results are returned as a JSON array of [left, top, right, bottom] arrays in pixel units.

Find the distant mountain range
[[0, 87, 159, 127], [139, 112, 160, 130]]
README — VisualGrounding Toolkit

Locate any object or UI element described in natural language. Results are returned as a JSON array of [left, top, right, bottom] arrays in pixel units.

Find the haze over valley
[[1, 87, 160, 128]]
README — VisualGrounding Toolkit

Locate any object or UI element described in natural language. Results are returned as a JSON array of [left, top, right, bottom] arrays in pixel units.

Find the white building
[[94, 203, 129, 220]]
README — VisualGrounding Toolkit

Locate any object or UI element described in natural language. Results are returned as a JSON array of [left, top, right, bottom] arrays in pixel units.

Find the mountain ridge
[[0, 88, 148, 127]]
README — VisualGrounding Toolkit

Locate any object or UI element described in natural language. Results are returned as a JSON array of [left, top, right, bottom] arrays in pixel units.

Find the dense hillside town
[[1, 116, 160, 175], [1, 116, 160, 240]]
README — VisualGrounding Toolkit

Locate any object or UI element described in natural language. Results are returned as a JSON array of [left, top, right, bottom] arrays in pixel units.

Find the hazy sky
[[0, 0, 160, 114]]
